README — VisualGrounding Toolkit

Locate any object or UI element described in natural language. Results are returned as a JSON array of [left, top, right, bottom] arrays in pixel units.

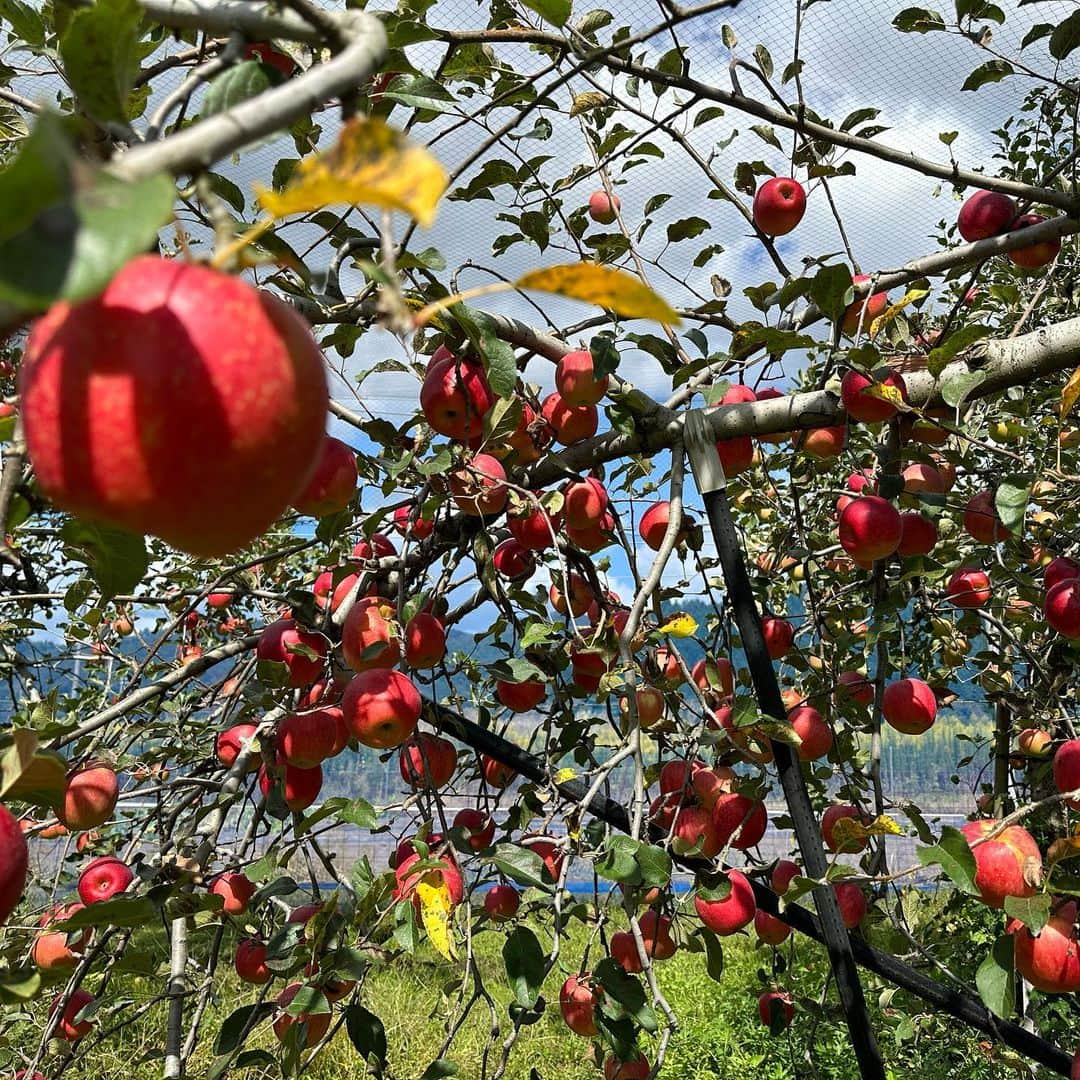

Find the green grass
[[2, 904, 1028, 1079]]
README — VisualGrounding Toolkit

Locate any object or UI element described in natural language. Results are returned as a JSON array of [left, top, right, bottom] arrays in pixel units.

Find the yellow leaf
[[516, 263, 681, 325], [869, 287, 930, 336], [865, 383, 905, 407], [256, 118, 447, 227], [1061, 365, 1080, 419], [554, 767, 577, 784], [570, 91, 608, 116], [658, 613, 698, 638], [832, 814, 902, 849], [415, 877, 456, 961]]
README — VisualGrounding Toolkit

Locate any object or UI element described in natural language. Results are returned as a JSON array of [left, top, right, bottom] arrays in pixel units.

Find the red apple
[[556, 349, 608, 406], [671, 804, 721, 858], [963, 491, 1011, 544], [757, 990, 794, 1029], [32, 904, 89, 971], [960, 819, 1041, 908], [245, 41, 297, 77], [841, 274, 889, 337], [1046, 557, 1080, 592], [508, 500, 561, 550], [957, 189, 1016, 241], [273, 983, 331, 1048], [897, 512, 938, 557], [752, 177, 806, 236], [549, 573, 594, 617], [840, 369, 907, 423], [392, 502, 435, 540], [901, 463, 945, 494], [788, 705, 833, 761], [342, 669, 422, 749], [715, 435, 754, 475], [1053, 739, 1080, 809], [292, 435, 357, 517], [60, 764, 119, 831], [604, 1054, 650, 1080], [78, 856, 133, 904], [1046, 579, 1080, 638], [484, 883, 521, 921], [1018, 728, 1052, 759], [541, 393, 598, 445], [588, 190, 620, 224], [570, 646, 609, 693], [754, 908, 791, 945], [822, 804, 867, 854], [712, 793, 768, 850], [771, 860, 801, 895], [838, 496, 902, 563], [258, 761, 323, 811], [761, 616, 795, 659], [1008, 900, 1080, 993], [563, 477, 608, 530], [420, 353, 494, 441], [217, 723, 261, 772], [453, 807, 495, 851], [492, 538, 537, 581], [340, 601, 399, 673], [50, 988, 95, 1041], [835, 671, 873, 708], [560, 974, 600, 1035], [1009, 213, 1060, 269], [399, 733, 457, 789], [620, 685, 665, 729], [638, 500, 690, 551], [833, 882, 867, 928], [480, 754, 516, 789], [210, 871, 255, 916], [20, 257, 327, 556], [882, 677, 937, 735], [278, 709, 338, 768], [695, 870, 756, 935], [404, 612, 446, 669], [496, 679, 546, 712], [450, 453, 508, 515], [946, 567, 991, 608], [257, 619, 328, 687], [393, 852, 464, 909], [0, 804, 28, 926]]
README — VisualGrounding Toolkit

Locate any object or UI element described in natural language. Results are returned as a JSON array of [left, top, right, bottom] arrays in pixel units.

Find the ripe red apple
[[754, 908, 791, 945], [691, 656, 735, 698], [835, 671, 874, 708], [496, 679, 546, 712], [341, 601, 400, 673], [712, 793, 768, 850], [492, 538, 537, 581], [33, 904, 89, 971], [833, 882, 867, 928], [715, 435, 754, 475], [761, 616, 795, 659], [420, 352, 494, 441], [399, 733, 457, 789], [20, 257, 327, 556], [638, 500, 690, 551], [50, 988, 96, 1041], [897, 512, 938, 557], [1018, 728, 1052, 759], [273, 983, 331, 1048], [901, 463, 945, 494], [1046, 579, 1080, 638], [570, 646, 609, 693], [695, 869, 756, 935], [257, 619, 328, 687], [752, 176, 806, 236], [78, 856, 133, 904], [838, 496, 902, 562], [453, 807, 496, 850], [671, 804, 721, 858], [963, 490, 1011, 544], [60, 764, 119, 831], [450, 453, 508, 515], [342, 669, 422, 749], [1046, 556, 1080, 592], [1009, 213, 1060, 269], [541, 393, 598, 445], [0, 804, 28, 925], [480, 753, 517, 789], [960, 819, 1041, 908], [484, 883, 521, 921], [278, 709, 338, 768], [771, 859, 801, 895], [1053, 739, 1080, 808], [549, 573, 594, 617], [1008, 900, 1080, 993], [393, 852, 464, 909], [638, 909, 677, 959], [757, 990, 794, 1029], [404, 612, 446, 669], [217, 723, 261, 772], [508, 500, 561, 550], [563, 477, 608, 530], [946, 566, 991, 608], [292, 435, 357, 517], [822, 804, 867, 854], [788, 705, 833, 761], [841, 274, 889, 337], [603, 1053, 650, 1080], [392, 502, 435, 540], [620, 685, 665, 729], [588, 190, 620, 224], [840, 369, 907, 423], [506, 400, 551, 463], [245, 41, 297, 77], [800, 424, 847, 459], [882, 677, 937, 735], [556, 349, 608, 406], [258, 761, 323, 811], [721, 383, 757, 405], [957, 189, 1016, 241], [210, 871, 255, 916], [560, 974, 600, 1035]]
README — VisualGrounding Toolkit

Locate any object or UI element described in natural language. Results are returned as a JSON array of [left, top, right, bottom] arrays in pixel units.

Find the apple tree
[[0, 0, 1079, 1077]]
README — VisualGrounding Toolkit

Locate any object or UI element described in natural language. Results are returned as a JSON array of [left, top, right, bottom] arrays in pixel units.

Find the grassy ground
[[5, 904, 1019, 1080]]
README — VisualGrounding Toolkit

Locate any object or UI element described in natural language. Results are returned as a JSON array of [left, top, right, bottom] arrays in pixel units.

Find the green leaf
[[939, 368, 986, 407], [1003, 893, 1050, 933], [1049, 9, 1080, 59], [0, 967, 41, 1004], [61, 519, 148, 599], [485, 843, 551, 891], [976, 935, 1015, 1018], [596, 835, 640, 884], [961, 59, 1014, 91], [519, 0, 570, 27], [383, 75, 458, 114], [215, 1002, 276, 1055], [503, 925, 545, 1007], [593, 957, 658, 1032], [926, 324, 991, 376], [0, 0, 46, 46], [345, 1003, 387, 1070], [893, 7, 947, 31], [60, 0, 143, 125], [995, 479, 1029, 535], [419, 1062, 459, 1080], [916, 825, 980, 895], [57, 896, 158, 929], [666, 216, 711, 243], [810, 263, 856, 318], [201, 61, 275, 119], [699, 927, 724, 982]]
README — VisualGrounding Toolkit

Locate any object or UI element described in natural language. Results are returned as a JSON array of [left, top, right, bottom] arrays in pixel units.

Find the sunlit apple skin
[[841, 274, 889, 337], [960, 819, 1041, 908], [453, 807, 495, 850], [258, 759, 322, 811], [1045, 556, 1080, 592], [755, 908, 791, 945], [484, 883, 521, 921], [341, 601, 400, 673], [588, 190, 621, 224], [838, 496, 902, 562], [556, 349, 608, 406], [235, 937, 272, 984], [712, 793, 767, 850], [715, 435, 754, 475], [563, 476, 608, 530], [559, 974, 600, 1035], [694, 869, 756, 935], [798, 424, 846, 459], [752, 177, 806, 236], [210, 871, 256, 916], [761, 616, 795, 659], [33, 903, 89, 970], [292, 435, 357, 517], [833, 882, 867, 928], [822, 804, 867, 854], [257, 619, 328, 688], [840, 369, 907, 423], [1009, 213, 1060, 269], [60, 765, 119, 831], [1046, 579, 1080, 639], [897, 512, 937, 557], [0, 803, 28, 924], [419, 353, 494, 441], [278, 709, 338, 768], [50, 988, 96, 1041], [398, 733, 457, 789], [78, 856, 134, 904], [638, 500, 690, 551], [882, 677, 937, 735], [217, 723, 261, 772], [1053, 739, 1080, 810], [1008, 900, 1080, 994], [342, 669, 422, 749], [541, 393, 598, 445], [963, 490, 1011, 544], [946, 567, 991, 608], [757, 990, 794, 1029], [20, 257, 328, 556], [771, 859, 801, 895], [450, 453, 508, 516], [404, 612, 447, 669], [788, 705, 833, 761], [957, 189, 1016, 241], [496, 679, 546, 712]]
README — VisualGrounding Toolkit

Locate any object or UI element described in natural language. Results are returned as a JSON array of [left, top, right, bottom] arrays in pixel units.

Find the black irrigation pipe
[[685, 418, 885, 1079], [425, 698, 1074, 1077]]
